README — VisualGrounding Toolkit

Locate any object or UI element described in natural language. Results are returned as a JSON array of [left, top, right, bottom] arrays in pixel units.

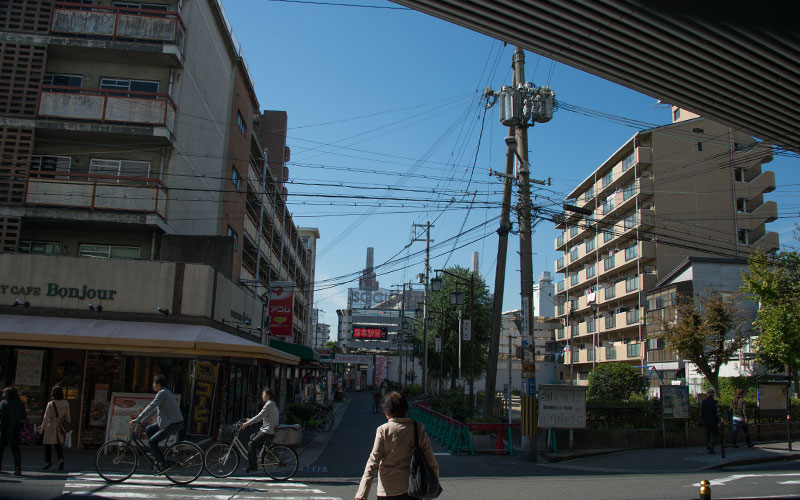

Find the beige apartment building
[[553, 108, 779, 385]]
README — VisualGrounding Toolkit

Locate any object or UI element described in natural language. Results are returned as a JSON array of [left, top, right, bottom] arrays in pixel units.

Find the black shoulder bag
[[408, 422, 442, 499]]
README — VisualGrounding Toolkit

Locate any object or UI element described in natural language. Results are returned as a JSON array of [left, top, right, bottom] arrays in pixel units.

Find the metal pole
[[485, 133, 516, 414], [399, 284, 406, 388], [458, 309, 462, 383], [469, 274, 475, 407], [440, 308, 445, 394], [424, 222, 431, 394]]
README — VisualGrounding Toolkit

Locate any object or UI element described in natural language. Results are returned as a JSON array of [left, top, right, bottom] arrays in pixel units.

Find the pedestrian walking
[[730, 389, 753, 448], [41, 385, 71, 470], [242, 387, 279, 473], [0, 387, 27, 476], [701, 388, 721, 454], [356, 391, 439, 500]]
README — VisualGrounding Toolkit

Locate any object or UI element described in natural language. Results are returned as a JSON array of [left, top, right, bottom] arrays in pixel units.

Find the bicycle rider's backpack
[[407, 422, 442, 499]]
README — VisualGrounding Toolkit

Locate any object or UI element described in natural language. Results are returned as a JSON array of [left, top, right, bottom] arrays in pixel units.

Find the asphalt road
[[2, 393, 798, 499]]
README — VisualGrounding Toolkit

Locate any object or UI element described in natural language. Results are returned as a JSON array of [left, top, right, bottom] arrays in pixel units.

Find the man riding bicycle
[[241, 387, 279, 473], [130, 375, 184, 470]]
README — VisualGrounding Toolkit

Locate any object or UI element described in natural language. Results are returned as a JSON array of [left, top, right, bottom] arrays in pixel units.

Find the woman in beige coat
[[40, 385, 70, 470], [356, 391, 439, 500]]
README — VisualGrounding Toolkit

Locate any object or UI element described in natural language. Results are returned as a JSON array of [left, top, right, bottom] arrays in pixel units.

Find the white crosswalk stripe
[[62, 472, 343, 499]]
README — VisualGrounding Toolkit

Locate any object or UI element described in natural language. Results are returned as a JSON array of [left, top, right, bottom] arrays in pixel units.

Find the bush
[[285, 403, 317, 426], [429, 386, 471, 422], [587, 363, 648, 401], [703, 376, 757, 405], [405, 384, 423, 399]]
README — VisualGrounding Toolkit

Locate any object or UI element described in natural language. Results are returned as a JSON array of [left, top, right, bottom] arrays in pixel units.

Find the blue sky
[[222, 0, 800, 336]]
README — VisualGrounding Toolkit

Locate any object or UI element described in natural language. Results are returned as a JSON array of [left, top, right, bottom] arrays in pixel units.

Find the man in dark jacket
[[701, 388, 721, 454], [0, 387, 27, 476]]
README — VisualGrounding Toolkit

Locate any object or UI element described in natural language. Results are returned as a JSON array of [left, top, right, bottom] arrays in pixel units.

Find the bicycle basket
[[218, 424, 237, 443], [273, 424, 302, 446]]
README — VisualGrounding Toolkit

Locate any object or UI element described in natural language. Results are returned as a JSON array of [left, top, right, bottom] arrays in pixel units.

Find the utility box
[[499, 86, 523, 126]]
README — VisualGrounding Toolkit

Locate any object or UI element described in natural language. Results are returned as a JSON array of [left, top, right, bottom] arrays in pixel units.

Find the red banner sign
[[353, 326, 387, 340], [268, 282, 294, 337]]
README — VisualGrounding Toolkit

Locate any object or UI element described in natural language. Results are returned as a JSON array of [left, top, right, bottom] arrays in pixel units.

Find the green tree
[[741, 249, 800, 397], [586, 363, 647, 401], [658, 293, 749, 395], [325, 340, 338, 350], [413, 266, 492, 395]]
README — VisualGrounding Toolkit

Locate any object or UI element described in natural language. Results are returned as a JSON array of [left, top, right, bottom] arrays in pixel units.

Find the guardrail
[[410, 403, 519, 456]]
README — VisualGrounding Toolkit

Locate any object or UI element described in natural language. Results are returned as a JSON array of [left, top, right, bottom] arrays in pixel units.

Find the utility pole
[[468, 274, 475, 407], [412, 222, 433, 394], [399, 283, 406, 388]]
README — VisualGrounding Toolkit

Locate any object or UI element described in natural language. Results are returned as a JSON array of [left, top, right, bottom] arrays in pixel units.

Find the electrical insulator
[[533, 87, 555, 123], [498, 86, 523, 126]]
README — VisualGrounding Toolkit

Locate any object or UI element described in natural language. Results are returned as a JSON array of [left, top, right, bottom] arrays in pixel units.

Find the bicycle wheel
[[261, 445, 298, 481], [319, 411, 334, 432], [96, 440, 138, 483], [204, 442, 239, 478], [164, 441, 204, 485]]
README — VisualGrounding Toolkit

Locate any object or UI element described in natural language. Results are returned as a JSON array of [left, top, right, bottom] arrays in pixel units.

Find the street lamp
[[430, 277, 443, 292], [415, 307, 423, 319], [450, 291, 465, 306]]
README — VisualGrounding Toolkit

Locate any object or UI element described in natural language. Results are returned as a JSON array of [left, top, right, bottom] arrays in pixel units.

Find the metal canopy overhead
[[393, 0, 800, 151]]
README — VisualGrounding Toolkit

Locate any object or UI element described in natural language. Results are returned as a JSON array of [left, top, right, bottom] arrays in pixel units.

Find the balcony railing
[[39, 85, 176, 134], [26, 171, 167, 220], [51, 1, 186, 55]]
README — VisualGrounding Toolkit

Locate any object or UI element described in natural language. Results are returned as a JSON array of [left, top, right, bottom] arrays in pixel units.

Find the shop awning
[[0, 314, 299, 365], [268, 338, 320, 363]]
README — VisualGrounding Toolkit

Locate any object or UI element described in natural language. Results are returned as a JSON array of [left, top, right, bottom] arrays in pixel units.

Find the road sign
[[526, 378, 536, 396], [462, 319, 471, 341]]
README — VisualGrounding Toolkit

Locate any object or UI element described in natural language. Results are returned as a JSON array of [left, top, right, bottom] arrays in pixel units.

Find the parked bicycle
[[204, 420, 298, 480], [314, 402, 335, 432], [95, 422, 203, 485]]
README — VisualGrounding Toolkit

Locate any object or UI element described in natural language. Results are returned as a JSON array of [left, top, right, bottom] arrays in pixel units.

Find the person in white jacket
[[242, 387, 279, 472]]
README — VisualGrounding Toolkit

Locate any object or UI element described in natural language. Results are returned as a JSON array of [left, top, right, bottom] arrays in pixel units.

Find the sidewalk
[[540, 440, 800, 473]]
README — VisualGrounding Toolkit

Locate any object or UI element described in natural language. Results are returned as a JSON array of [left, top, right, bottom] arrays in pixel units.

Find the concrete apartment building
[[554, 108, 778, 385], [0, 0, 322, 447]]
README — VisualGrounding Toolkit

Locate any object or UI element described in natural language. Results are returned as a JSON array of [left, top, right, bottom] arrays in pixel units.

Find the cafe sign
[[0, 282, 118, 300]]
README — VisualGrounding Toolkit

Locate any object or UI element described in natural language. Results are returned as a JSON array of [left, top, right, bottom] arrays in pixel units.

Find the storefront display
[[106, 392, 181, 444]]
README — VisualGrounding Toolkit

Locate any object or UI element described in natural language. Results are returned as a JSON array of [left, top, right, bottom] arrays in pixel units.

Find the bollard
[[698, 479, 711, 500]]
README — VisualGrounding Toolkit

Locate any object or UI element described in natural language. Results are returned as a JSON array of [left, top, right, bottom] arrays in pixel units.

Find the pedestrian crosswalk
[[62, 472, 343, 499]]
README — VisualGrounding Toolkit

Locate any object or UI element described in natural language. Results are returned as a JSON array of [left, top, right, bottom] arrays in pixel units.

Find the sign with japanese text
[[190, 361, 219, 436], [538, 385, 586, 429], [106, 392, 181, 444], [353, 325, 388, 340], [375, 356, 388, 386], [435, 337, 441, 353], [660, 385, 689, 419], [268, 282, 294, 337]]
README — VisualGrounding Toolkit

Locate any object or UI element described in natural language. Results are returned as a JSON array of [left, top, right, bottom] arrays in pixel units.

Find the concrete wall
[[159, 234, 234, 278]]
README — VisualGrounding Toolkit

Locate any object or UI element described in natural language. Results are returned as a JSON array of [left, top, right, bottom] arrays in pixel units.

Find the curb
[[705, 452, 800, 470], [543, 448, 628, 463]]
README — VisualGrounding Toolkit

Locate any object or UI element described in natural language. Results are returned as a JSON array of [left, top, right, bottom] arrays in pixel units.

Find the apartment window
[[79, 244, 140, 260], [231, 167, 242, 191], [605, 285, 616, 300], [602, 196, 614, 214], [602, 170, 613, 188], [18, 241, 61, 255], [584, 186, 594, 201], [557, 303, 565, 316], [603, 229, 614, 243], [100, 77, 159, 97], [237, 111, 247, 137], [625, 275, 639, 292], [557, 233, 564, 247], [570, 273, 579, 286], [571, 349, 580, 363], [585, 238, 595, 252], [738, 229, 749, 245], [623, 182, 636, 201], [736, 198, 746, 213], [622, 152, 635, 171], [42, 73, 83, 92], [625, 244, 638, 262], [557, 281, 565, 292], [626, 309, 640, 325], [586, 215, 595, 228], [587, 318, 596, 334], [734, 168, 745, 182], [570, 247, 579, 262], [647, 338, 666, 350], [604, 254, 615, 271], [570, 225, 579, 238], [113, 2, 169, 14], [586, 263, 596, 279], [571, 324, 579, 337], [624, 213, 637, 231], [627, 342, 641, 358], [673, 108, 681, 121], [557, 257, 564, 269], [697, 141, 703, 152], [557, 328, 565, 340], [227, 226, 238, 249], [30, 155, 71, 179], [89, 158, 150, 180], [605, 346, 617, 360], [605, 314, 616, 330], [586, 348, 595, 362]]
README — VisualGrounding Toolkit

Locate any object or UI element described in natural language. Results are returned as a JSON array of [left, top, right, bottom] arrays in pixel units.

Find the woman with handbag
[[356, 391, 440, 500], [41, 385, 71, 470], [0, 386, 27, 476]]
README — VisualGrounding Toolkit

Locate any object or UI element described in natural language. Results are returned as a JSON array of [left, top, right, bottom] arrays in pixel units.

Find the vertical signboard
[[660, 385, 690, 419], [268, 282, 294, 337], [106, 392, 181, 443], [190, 361, 219, 436], [462, 319, 471, 341], [375, 356, 388, 386]]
